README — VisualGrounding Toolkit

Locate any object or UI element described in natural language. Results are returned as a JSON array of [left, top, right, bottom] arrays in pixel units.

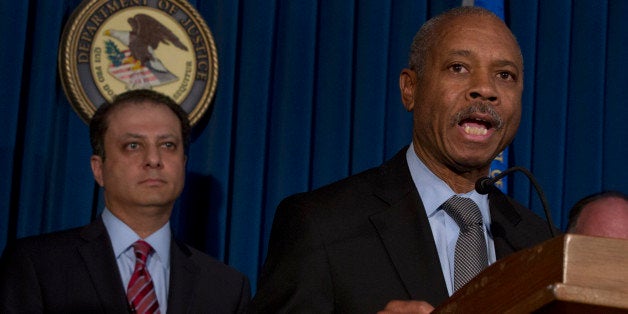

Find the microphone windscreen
[[475, 177, 493, 195]]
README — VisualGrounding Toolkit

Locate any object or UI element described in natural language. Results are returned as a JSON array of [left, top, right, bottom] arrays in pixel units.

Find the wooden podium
[[434, 234, 628, 313]]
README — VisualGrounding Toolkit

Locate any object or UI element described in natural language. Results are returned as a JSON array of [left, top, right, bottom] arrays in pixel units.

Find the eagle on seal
[[105, 13, 188, 73]]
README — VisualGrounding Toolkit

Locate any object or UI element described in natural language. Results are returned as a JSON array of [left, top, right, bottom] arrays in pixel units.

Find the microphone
[[475, 166, 556, 237]]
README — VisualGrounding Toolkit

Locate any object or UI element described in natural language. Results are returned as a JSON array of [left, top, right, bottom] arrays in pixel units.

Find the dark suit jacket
[[251, 147, 557, 313], [0, 218, 250, 314]]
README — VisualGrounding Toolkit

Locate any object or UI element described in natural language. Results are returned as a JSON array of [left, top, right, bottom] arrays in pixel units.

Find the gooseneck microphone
[[475, 166, 556, 237]]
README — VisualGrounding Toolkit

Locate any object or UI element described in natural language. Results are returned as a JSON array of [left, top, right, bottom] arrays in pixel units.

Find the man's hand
[[377, 300, 434, 314]]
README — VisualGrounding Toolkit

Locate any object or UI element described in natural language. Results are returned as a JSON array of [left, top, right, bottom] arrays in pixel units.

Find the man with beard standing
[[251, 6, 556, 313]]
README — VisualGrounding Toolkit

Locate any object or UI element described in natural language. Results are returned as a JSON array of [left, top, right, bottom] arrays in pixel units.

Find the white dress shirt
[[405, 145, 496, 296], [102, 208, 171, 313]]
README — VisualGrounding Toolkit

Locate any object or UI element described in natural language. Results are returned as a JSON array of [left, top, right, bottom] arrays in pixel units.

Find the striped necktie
[[127, 240, 160, 314], [442, 196, 489, 291]]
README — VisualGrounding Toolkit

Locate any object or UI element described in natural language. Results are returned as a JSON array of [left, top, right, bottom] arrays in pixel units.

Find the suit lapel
[[78, 219, 131, 313], [488, 187, 527, 258], [369, 149, 449, 305], [167, 239, 199, 312]]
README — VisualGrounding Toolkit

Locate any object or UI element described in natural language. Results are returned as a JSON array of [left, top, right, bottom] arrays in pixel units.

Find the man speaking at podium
[[251, 6, 556, 313]]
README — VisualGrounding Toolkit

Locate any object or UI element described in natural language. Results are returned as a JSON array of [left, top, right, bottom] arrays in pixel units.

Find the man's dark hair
[[567, 191, 628, 231], [89, 89, 191, 159]]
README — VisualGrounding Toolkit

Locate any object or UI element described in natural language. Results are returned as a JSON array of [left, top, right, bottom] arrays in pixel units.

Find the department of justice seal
[[59, 0, 218, 126]]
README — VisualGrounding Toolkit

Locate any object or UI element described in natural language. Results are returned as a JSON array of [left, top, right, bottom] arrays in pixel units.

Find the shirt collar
[[406, 146, 453, 217], [405, 144, 490, 221], [101, 208, 171, 269]]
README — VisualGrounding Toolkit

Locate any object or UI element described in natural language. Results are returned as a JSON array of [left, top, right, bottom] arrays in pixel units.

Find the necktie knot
[[442, 195, 483, 231], [132, 240, 153, 264]]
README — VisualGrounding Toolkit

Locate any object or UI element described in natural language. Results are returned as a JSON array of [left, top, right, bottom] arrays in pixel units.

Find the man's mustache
[[451, 102, 503, 130]]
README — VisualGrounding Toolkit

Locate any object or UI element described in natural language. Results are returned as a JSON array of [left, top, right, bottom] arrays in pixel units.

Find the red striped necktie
[[127, 240, 160, 314]]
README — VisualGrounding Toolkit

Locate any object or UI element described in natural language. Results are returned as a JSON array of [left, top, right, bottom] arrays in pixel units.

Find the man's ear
[[399, 69, 417, 112], [90, 155, 105, 187]]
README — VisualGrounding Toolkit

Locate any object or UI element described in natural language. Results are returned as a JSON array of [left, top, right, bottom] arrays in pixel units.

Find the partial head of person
[[399, 6, 524, 192], [90, 89, 191, 159], [567, 191, 628, 240], [89, 89, 191, 235]]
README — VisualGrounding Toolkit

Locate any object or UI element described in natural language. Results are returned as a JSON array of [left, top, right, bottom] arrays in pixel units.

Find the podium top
[[434, 234, 628, 313]]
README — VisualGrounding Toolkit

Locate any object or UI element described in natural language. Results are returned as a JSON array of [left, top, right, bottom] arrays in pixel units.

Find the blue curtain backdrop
[[1, 0, 627, 291]]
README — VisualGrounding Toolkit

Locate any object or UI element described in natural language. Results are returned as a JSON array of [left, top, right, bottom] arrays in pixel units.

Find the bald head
[[568, 192, 628, 240]]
